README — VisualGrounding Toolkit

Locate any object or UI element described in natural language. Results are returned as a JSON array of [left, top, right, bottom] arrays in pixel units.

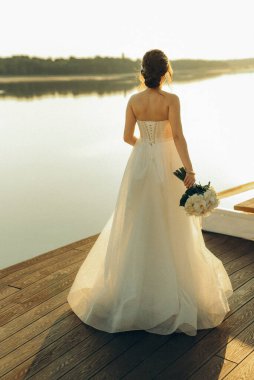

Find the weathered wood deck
[[0, 230, 254, 379]]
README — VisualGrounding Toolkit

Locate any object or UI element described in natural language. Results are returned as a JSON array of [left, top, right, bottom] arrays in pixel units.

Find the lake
[[1, 72, 253, 269]]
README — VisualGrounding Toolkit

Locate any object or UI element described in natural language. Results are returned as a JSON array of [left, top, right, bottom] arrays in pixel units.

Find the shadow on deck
[[0, 230, 253, 379]]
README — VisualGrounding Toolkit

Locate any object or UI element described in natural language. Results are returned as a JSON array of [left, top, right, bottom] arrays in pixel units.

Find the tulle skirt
[[67, 138, 233, 336]]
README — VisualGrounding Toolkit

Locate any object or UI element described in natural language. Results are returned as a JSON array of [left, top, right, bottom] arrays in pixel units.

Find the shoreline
[[0, 68, 253, 84], [0, 73, 135, 83]]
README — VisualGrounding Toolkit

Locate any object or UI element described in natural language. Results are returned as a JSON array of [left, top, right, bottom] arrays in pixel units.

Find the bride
[[67, 49, 233, 336]]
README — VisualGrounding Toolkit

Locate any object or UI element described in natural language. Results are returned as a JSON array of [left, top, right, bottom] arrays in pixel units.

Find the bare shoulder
[[127, 92, 142, 104], [127, 92, 147, 111], [163, 91, 180, 105]]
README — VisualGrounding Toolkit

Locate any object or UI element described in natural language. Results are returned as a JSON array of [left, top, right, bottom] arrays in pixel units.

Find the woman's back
[[131, 89, 174, 122]]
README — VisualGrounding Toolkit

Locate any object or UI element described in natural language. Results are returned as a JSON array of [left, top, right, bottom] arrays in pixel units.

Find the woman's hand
[[184, 173, 196, 189]]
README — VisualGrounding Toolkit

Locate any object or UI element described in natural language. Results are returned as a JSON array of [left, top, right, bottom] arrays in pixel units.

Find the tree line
[[0, 55, 253, 76], [0, 55, 140, 75]]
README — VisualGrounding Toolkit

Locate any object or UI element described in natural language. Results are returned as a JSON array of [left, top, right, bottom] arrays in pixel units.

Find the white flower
[[203, 189, 212, 200], [185, 194, 207, 216], [182, 184, 219, 217], [203, 188, 220, 209]]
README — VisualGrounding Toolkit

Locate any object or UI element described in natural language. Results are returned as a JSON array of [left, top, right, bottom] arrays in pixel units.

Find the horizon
[[1, 54, 254, 62]]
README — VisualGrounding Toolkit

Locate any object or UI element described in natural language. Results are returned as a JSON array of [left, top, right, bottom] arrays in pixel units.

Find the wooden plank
[[204, 234, 235, 251], [0, 303, 71, 359], [215, 279, 254, 320], [123, 278, 254, 380], [188, 355, 236, 380], [224, 251, 254, 275], [91, 331, 210, 379], [0, 259, 81, 326], [0, 286, 19, 301], [206, 239, 254, 268], [153, 298, 254, 379], [0, 248, 88, 310], [229, 261, 254, 290], [234, 197, 254, 213], [0, 233, 98, 280], [1, 244, 90, 292], [48, 332, 146, 380], [0, 240, 93, 288], [206, 240, 245, 260], [0, 251, 83, 312], [0, 288, 70, 342], [205, 235, 252, 259], [217, 182, 254, 199], [216, 321, 254, 364], [215, 241, 254, 265], [120, 332, 209, 379], [0, 311, 84, 377], [202, 231, 223, 243], [223, 350, 254, 379], [85, 332, 173, 379], [2, 329, 115, 380]]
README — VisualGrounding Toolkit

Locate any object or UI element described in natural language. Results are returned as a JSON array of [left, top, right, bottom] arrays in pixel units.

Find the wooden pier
[[0, 230, 254, 379]]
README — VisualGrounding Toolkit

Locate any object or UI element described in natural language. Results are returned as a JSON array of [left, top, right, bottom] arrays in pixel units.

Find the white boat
[[201, 182, 254, 241]]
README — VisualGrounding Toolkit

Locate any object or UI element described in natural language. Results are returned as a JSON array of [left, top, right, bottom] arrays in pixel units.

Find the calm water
[[1, 73, 254, 269]]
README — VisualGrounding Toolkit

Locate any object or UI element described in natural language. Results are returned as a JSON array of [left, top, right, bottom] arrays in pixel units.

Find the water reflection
[[0, 76, 136, 99], [0, 70, 235, 99]]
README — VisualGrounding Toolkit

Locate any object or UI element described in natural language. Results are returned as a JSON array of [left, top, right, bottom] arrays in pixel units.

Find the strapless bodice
[[137, 120, 174, 145]]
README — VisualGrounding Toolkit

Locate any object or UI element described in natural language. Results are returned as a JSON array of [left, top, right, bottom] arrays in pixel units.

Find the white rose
[[184, 196, 196, 214], [204, 190, 212, 200], [185, 194, 207, 216]]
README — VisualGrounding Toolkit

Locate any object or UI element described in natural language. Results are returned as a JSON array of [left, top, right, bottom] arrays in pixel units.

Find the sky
[[1, 0, 253, 61]]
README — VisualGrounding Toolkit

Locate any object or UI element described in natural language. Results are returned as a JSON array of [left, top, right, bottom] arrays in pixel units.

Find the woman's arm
[[168, 94, 194, 171], [123, 96, 138, 146]]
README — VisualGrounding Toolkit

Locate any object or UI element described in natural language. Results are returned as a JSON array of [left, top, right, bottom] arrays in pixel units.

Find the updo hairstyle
[[139, 49, 173, 89]]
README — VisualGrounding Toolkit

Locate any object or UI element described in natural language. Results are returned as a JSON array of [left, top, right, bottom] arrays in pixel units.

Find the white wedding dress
[[67, 119, 233, 336]]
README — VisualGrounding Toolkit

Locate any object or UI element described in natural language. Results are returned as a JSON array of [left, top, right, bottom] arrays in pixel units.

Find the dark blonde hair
[[138, 49, 173, 89]]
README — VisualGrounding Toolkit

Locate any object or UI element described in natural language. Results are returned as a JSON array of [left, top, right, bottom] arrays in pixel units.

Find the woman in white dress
[[67, 49, 233, 336]]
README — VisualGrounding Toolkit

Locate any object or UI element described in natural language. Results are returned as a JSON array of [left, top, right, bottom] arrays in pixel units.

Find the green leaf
[[173, 166, 187, 181], [180, 193, 189, 206]]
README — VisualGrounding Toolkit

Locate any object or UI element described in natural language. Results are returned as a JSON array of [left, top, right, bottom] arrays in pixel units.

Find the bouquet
[[173, 167, 220, 217]]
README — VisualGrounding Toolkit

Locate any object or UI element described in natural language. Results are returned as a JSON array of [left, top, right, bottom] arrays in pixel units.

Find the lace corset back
[[137, 120, 174, 145]]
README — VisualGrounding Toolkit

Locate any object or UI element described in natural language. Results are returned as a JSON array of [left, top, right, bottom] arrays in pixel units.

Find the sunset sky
[[1, 0, 253, 61]]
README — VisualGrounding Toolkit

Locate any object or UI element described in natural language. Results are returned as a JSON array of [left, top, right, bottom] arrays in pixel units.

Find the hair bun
[[144, 73, 161, 88], [141, 49, 170, 89]]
